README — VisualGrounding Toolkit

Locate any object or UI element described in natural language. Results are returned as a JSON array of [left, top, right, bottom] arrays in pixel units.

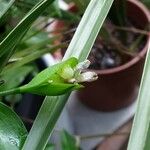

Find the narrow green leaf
[[127, 42, 150, 150], [61, 130, 79, 150], [144, 125, 150, 150], [56, 10, 80, 23], [63, 0, 114, 62], [64, 0, 89, 13], [22, 93, 70, 150], [0, 0, 55, 72], [0, 102, 28, 150], [109, 0, 127, 26], [141, 0, 150, 8], [23, 0, 114, 150], [15, 0, 62, 18], [0, 0, 15, 26], [45, 144, 55, 150], [0, 66, 33, 91], [3, 44, 66, 74]]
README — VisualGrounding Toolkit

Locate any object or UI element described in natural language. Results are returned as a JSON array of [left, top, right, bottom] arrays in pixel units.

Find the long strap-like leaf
[[0, 0, 15, 22], [22, 0, 114, 150], [127, 42, 150, 150], [63, 0, 114, 62], [0, 0, 55, 72]]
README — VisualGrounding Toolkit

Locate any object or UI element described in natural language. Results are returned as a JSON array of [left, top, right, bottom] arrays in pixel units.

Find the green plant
[[141, 0, 150, 8], [57, 0, 149, 71], [1, 0, 149, 149], [0, 0, 114, 149], [127, 42, 150, 150], [23, 0, 114, 149]]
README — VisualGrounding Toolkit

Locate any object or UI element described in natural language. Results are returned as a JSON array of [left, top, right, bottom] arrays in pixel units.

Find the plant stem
[[114, 26, 150, 36], [0, 88, 20, 96]]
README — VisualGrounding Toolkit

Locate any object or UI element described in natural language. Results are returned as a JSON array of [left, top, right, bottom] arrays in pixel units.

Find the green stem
[[0, 88, 20, 96]]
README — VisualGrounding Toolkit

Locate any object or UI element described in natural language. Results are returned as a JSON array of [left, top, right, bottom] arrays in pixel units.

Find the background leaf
[[63, 0, 114, 62], [0, 0, 15, 26], [0, 0, 55, 72], [141, 0, 150, 8], [61, 130, 79, 150], [45, 144, 55, 150], [0, 102, 27, 150], [0, 66, 33, 91]]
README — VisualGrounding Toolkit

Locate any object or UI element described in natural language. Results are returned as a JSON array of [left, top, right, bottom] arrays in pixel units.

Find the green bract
[[20, 57, 82, 95], [0, 57, 82, 96]]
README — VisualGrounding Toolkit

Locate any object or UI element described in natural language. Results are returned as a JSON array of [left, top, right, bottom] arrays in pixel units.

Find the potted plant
[[78, 0, 150, 111], [52, 0, 150, 111], [1, 0, 150, 149], [0, 0, 115, 149]]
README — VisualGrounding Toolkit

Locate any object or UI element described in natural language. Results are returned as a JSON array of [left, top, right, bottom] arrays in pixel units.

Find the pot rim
[[89, 0, 150, 75]]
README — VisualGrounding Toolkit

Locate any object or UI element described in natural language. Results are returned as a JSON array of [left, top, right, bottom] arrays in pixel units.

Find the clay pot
[[78, 0, 150, 111], [51, 0, 150, 111]]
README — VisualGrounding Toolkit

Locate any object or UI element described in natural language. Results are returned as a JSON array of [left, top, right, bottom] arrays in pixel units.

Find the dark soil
[[61, 21, 147, 70], [89, 42, 122, 70]]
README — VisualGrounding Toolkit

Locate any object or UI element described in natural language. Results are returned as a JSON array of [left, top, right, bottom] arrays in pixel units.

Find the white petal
[[76, 60, 91, 71], [76, 71, 98, 82]]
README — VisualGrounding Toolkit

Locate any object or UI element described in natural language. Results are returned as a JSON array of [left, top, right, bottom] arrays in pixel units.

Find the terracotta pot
[[78, 0, 150, 111]]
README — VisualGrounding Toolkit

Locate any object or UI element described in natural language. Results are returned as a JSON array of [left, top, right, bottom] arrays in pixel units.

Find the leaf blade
[[0, 0, 55, 72], [127, 42, 150, 150], [22, 93, 70, 150], [23, 0, 114, 149], [63, 0, 114, 62], [0, 102, 28, 150]]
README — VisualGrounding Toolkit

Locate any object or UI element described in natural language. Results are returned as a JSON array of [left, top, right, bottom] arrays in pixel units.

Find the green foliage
[[0, 102, 28, 150], [45, 144, 55, 150], [22, 93, 70, 150], [109, 0, 127, 26], [127, 43, 150, 150], [0, 0, 15, 26], [0, 66, 33, 91], [19, 57, 81, 96], [23, 0, 114, 150], [0, 57, 82, 96], [64, 0, 90, 14], [15, 0, 61, 17], [63, 0, 114, 62], [61, 130, 79, 150], [15, 0, 80, 22], [0, 0, 55, 72], [141, 0, 150, 8]]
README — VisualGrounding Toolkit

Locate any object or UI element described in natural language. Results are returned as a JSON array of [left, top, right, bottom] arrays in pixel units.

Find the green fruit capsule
[[0, 57, 81, 96]]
